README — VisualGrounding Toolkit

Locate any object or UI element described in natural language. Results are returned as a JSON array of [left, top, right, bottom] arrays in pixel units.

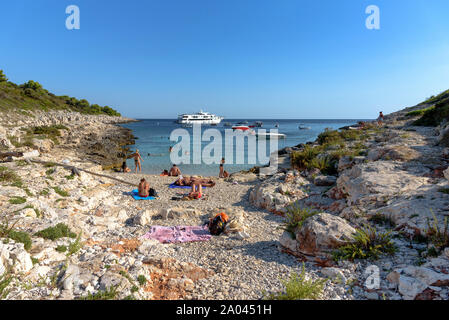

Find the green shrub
[[52, 186, 69, 197], [266, 264, 325, 300], [0, 272, 13, 300], [56, 245, 67, 253], [0, 217, 32, 251], [282, 205, 318, 237], [67, 233, 83, 255], [309, 156, 337, 175], [7, 135, 34, 148], [369, 212, 395, 228], [34, 223, 77, 241], [333, 226, 396, 261], [406, 106, 435, 117], [9, 196, 26, 205], [43, 162, 56, 168], [317, 128, 365, 146], [0, 166, 23, 186], [79, 285, 119, 300], [425, 212, 449, 250], [0, 70, 7, 82], [317, 129, 343, 145], [20, 80, 43, 91], [291, 145, 322, 169], [8, 230, 32, 251], [137, 275, 147, 286], [414, 97, 449, 127], [39, 188, 49, 196]]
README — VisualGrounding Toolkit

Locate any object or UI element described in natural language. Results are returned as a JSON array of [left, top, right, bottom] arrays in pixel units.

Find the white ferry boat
[[177, 110, 224, 125]]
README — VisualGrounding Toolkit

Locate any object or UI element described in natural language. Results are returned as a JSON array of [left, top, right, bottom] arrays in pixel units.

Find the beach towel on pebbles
[[143, 225, 211, 243], [131, 190, 156, 200]]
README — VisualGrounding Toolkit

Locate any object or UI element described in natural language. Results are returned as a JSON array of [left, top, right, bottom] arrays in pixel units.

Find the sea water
[[120, 119, 366, 176]]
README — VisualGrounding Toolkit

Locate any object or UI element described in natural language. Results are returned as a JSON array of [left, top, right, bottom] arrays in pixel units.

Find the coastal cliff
[[1, 89, 449, 300], [0, 110, 137, 169]]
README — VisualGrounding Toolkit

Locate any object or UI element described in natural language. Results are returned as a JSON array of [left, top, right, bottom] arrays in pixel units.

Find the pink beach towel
[[143, 225, 211, 244]]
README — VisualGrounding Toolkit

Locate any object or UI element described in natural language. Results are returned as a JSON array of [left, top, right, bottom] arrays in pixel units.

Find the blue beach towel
[[168, 183, 207, 189], [131, 190, 156, 200]]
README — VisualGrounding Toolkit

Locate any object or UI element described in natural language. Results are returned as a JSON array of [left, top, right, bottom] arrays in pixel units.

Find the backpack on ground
[[208, 212, 229, 236], [149, 188, 158, 197]]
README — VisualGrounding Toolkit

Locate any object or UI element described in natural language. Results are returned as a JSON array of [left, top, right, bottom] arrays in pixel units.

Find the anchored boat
[[177, 110, 224, 125]]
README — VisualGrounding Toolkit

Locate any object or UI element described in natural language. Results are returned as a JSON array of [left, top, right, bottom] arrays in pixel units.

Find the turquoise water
[[120, 119, 366, 176]]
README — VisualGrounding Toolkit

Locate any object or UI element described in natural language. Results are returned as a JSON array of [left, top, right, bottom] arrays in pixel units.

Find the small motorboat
[[232, 125, 251, 131], [298, 125, 311, 130], [255, 132, 286, 139]]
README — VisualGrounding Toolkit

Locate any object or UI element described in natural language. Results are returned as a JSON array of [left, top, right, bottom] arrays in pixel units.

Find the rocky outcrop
[[337, 162, 429, 205], [0, 110, 137, 169], [314, 175, 337, 186], [294, 213, 356, 256], [0, 241, 33, 275], [387, 264, 449, 300], [279, 213, 356, 257], [249, 172, 309, 213], [367, 145, 420, 162]]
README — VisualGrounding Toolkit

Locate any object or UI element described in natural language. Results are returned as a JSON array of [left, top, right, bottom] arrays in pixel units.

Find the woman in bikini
[[132, 149, 144, 173]]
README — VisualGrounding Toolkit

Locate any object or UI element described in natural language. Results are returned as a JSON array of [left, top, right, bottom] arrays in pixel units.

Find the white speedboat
[[255, 132, 286, 139], [177, 110, 224, 125]]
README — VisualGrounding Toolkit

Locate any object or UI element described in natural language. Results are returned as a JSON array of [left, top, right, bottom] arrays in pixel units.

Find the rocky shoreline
[[0, 110, 138, 169], [1, 106, 449, 301]]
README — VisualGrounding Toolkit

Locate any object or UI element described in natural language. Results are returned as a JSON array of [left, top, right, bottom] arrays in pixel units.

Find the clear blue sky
[[1, 0, 448, 119]]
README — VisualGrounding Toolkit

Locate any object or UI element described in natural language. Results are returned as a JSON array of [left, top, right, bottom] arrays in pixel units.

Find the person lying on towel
[[174, 175, 191, 186], [175, 176, 216, 188], [138, 178, 150, 197]]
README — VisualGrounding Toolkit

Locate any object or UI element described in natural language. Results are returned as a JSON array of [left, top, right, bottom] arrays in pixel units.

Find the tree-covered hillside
[[0, 69, 121, 117]]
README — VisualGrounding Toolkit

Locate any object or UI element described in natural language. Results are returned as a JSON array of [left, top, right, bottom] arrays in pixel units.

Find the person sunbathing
[[168, 164, 181, 176], [175, 175, 191, 186], [191, 177, 216, 188], [138, 178, 150, 197], [121, 161, 131, 173], [186, 181, 202, 200]]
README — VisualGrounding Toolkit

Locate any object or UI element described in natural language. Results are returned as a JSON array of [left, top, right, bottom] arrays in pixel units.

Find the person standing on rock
[[377, 112, 384, 126], [132, 149, 144, 173]]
